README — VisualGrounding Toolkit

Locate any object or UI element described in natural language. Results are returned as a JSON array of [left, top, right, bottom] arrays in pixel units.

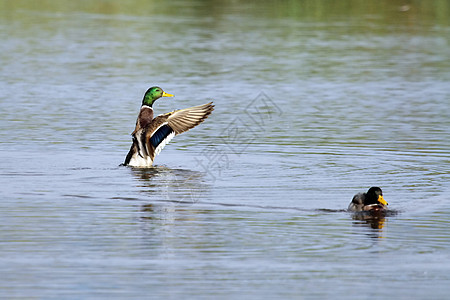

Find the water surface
[[1, 1, 450, 298]]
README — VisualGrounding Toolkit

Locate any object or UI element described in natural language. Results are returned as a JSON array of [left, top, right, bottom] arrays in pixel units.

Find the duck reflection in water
[[351, 210, 387, 230], [129, 166, 209, 205]]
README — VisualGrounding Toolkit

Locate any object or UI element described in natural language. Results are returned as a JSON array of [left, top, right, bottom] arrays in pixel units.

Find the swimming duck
[[124, 87, 214, 167], [348, 187, 388, 212]]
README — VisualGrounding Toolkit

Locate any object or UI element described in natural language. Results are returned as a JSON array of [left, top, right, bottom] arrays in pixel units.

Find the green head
[[142, 86, 174, 107]]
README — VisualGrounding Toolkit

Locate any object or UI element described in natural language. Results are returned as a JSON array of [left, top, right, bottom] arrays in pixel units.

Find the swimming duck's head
[[366, 186, 388, 206], [142, 86, 174, 107]]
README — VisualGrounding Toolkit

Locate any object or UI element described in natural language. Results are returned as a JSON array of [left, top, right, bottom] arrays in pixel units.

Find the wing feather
[[167, 102, 214, 135]]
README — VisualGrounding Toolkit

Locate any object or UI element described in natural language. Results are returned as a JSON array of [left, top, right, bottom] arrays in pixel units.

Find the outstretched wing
[[165, 102, 214, 135], [144, 102, 214, 160]]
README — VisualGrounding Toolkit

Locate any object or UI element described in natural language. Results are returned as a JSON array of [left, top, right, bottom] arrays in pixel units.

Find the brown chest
[[138, 107, 154, 129]]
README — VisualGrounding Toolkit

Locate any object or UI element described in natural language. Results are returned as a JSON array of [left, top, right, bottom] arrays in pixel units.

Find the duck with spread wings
[[124, 87, 214, 167]]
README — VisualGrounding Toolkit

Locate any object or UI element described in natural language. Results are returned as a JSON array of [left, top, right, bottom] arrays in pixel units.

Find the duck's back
[[348, 193, 365, 211]]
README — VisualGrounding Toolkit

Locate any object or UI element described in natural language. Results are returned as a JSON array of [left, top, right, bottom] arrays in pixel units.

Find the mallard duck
[[124, 86, 214, 167], [348, 186, 388, 212]]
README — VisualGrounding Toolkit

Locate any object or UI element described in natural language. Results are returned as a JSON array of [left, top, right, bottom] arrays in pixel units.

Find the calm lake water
[[1, 0, 450, 298]]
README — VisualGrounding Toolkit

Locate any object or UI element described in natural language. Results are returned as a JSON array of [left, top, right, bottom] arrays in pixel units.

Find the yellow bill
[[162, 91, 174, 97], [378, 195, 388, 206]]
